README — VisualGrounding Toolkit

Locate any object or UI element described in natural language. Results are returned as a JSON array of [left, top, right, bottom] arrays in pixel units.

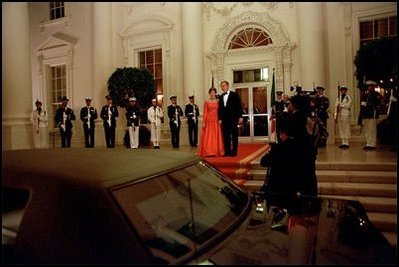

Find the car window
[[111, 161, 249, 264], [2, 187, 30, 246]]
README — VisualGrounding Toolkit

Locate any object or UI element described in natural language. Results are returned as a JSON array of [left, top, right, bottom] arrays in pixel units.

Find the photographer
[[260, 112, 318, 196]]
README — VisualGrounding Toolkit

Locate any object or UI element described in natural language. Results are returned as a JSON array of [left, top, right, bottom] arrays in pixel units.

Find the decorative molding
[[120, 14, 174, 38], [35, 33, 77, 108], [209, 10, 294, 89], [203, 2, 294, 20], [211, 11, 290, 52], [120, 14, 174, 65], [203, 2, 239, 19], [39, 15, 70, 33]]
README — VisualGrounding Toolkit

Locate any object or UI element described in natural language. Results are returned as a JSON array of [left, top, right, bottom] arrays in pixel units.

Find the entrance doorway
[[233, 84, 270, 141]]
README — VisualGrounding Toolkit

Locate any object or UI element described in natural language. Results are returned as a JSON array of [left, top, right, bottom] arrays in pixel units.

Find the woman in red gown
[[198, 87, 225, 157]]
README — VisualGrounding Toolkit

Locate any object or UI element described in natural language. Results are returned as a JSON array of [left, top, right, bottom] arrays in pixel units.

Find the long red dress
[[198, 100, 225, 157]]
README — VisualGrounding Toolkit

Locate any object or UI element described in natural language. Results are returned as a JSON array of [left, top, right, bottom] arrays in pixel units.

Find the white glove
[[60, 124, 66, 132], [361, 101, 367, 106]]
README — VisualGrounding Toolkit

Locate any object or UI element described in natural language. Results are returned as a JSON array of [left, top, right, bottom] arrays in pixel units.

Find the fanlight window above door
[[228, 27, 273, 49]]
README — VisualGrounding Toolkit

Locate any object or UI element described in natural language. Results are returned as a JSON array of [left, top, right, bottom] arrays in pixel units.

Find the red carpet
[[203, 143, 269, 186]]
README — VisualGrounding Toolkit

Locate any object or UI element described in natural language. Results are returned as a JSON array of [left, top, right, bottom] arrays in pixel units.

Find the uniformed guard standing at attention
[[271, 90, 286, 142], [125, 97, 141, 149], [80, 97, 98, 148], [147, 98, 164, 149], [360, 80, 381, 150], [167, 96, 184, 148], [315, 86, 330, 147], [30, 100, 49, 149], [55, 96, 76, 148], [184, 95, 200, 147], [100, 95, 119, 148], [334, 86, 352, 149]]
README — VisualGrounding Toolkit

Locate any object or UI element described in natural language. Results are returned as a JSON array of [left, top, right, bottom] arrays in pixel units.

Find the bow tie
[[222, 93, 227, 96]]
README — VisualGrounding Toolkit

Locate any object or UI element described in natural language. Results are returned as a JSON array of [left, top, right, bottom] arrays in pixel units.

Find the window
[[2, 187, 30, 246], [228, 27, 273, 49], [233, 68, 269, 83], [139, 49, 163, 106], [49, 2, 65, 20], [51, 65, 67, 128], [111, 162, 249, 264], [359, 15, 397, 46]]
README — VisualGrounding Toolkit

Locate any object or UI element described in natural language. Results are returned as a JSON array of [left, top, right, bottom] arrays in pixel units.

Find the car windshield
[[111, 161, 250, 264]]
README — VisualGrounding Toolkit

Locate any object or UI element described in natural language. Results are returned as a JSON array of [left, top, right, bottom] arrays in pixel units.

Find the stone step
[[381, 231, 397, 250], [368, 212, 397, 232], [318, 182, 397, 198], [248, 170, 397, 184], [250, 160, 397, 172], [319, 195, 397, 213], [243, 180, 397, 198]]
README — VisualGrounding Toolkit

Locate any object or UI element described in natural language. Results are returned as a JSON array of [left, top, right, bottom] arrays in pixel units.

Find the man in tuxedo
[[218, 80, 244, 157]]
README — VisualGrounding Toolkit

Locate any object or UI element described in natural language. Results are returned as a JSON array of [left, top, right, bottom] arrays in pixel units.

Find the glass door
[[234, 84, 270, 141]]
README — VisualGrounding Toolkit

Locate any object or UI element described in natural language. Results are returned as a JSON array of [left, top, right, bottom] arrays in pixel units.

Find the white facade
[[2, 2, 397, 149]]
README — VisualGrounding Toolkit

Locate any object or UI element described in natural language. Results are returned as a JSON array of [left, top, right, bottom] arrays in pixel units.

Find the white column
[[93, 3, 113, 146], [297, 3, 326, 89], [181, 2, 204, 107], [93, 3, 113, 103], [2, 3, 33, 150]]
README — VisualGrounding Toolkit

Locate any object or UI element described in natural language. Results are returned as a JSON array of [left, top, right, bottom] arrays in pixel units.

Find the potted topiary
[[107, 67, 156, 147]]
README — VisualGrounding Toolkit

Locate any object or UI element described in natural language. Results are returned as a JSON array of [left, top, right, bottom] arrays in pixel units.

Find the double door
[[233, 83, 270, 141]]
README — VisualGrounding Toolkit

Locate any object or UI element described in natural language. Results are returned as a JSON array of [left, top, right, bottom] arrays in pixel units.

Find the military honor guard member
[[334, 86, 352, 149], [30, 100, 49, 149], [148, 98, 164, 149], [184, 95, 200, 147], [360, 80, 381, 150], [125, 97, 141, 149], [100, 95, 119, 148], [315, 86, 330, 147], [271, 90, 286, 142], [167, 95, 184, 148], [55, 96, 76, 148], [80, 97, 98, 148]]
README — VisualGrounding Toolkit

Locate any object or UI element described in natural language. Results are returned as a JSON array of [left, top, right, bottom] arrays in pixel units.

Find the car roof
[[3, 148, 199, 189]]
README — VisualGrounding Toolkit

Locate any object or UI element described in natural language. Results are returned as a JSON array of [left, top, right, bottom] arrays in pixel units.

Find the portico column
[[93, 3, 113, 146], [297, 3, 326, 89], [181, 2, 204, 107], [2, 3, 33, 150]]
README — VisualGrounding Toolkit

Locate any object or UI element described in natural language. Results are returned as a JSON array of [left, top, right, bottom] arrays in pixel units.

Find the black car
[[2, 149, 396, 264]]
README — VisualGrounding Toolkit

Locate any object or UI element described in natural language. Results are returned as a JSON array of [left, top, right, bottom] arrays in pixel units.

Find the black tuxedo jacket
[[218, 90, 243, 125]]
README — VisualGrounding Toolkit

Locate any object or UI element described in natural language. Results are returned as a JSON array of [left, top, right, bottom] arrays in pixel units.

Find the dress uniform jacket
[[361, 91, 381, 119], [316, 95, 330, 123], [55, 107, 76, 130], [100, 105, 119, 127], [184, 103, 200, 125], [168, 104, 184, 127], [80, 106, 98, 128], [125, 106, 141, 127]]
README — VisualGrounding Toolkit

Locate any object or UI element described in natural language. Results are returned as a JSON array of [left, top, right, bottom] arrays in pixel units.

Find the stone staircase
[[244, 158, 397, 250]]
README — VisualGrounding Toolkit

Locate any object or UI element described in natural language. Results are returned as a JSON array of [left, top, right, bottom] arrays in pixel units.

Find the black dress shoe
[[363, 146, 371, 150], [368, 146, 376, 150], [343, 145, 350, 148], [223, 153, 230, 157], [339, 144, 345, 148]]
